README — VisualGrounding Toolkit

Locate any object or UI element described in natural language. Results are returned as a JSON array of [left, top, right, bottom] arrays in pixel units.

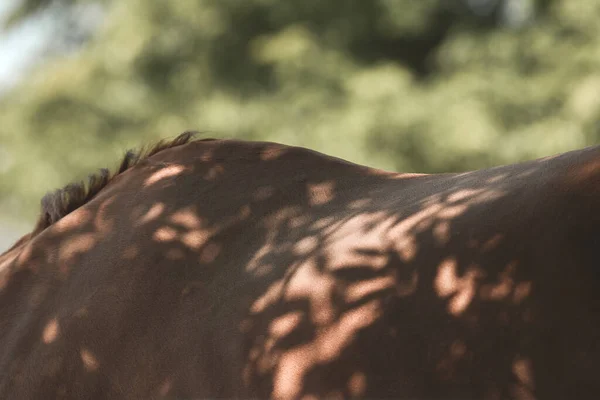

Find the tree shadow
[[0, 137, 599, 399]]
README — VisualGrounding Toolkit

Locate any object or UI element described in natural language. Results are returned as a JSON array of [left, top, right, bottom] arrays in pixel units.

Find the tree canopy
[[0, 0, 598, 231]]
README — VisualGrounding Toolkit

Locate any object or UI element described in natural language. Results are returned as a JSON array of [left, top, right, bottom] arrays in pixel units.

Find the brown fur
[[0, 137, 598, 399], [32, 132, 205, 235]]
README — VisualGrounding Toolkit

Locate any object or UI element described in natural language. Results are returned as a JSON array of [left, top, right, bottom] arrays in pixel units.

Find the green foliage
[[0, 0, 599, 228]]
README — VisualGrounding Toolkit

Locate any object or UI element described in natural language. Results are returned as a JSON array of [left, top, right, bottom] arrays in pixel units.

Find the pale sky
[[0, 0, 52, 94], [0, 1, 45, 249]]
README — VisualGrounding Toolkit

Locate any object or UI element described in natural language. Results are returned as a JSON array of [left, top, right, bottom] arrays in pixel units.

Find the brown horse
[[0, 132, 598, 399]]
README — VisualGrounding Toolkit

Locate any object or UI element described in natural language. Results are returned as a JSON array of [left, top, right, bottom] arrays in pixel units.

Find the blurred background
[[0, 0, 599, 250]]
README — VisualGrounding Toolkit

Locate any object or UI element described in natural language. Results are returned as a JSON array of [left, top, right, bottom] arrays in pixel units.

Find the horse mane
[[32, 131, 205, 236]]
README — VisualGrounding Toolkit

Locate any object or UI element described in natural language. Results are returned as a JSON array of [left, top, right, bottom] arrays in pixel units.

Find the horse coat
[[0, 133, 598, 399]]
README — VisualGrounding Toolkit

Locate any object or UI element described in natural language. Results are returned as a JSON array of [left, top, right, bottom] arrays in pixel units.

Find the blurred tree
[[0, 0, 598, 226]]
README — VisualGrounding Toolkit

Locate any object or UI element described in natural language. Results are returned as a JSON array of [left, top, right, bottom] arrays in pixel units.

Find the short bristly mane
[[32, 131, 205, 236]]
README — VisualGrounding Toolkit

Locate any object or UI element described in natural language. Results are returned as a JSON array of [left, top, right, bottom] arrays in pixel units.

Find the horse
[[0, 132, 598, 399]]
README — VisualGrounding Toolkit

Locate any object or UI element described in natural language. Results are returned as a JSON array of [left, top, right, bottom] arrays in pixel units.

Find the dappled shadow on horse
[[0, 133, 599, 399]]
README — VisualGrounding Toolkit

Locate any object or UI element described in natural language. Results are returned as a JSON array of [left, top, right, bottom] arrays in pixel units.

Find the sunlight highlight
[[169, 208, 202, 229], [144, 164, 186, 186], [307, 181, 335, 206], [153, 226, 178, 242], [138, 203, 165, 224], [42, 318, 60, 344], [59, 234, 97, 264], [80, 348, 100, 372]]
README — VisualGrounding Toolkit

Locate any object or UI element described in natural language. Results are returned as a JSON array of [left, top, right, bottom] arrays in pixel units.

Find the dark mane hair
[[32, 131, 202, 236]]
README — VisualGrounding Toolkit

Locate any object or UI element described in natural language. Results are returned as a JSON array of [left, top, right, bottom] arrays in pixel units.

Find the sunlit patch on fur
[[348, 371, 367, 396], [487, 173, 508, 183], [293, 236, 319, 255], [449, 276, 477, 316], [246, 243, 274, 274], [435, 258, 460, 297], [347, 199, 371, 209], [312, 216, 337, 230], [80, 348, 99, 372], [480, 279, 512, 301], [396, 235, 418, 262], [269, 311, 303, 338], [153, 227, 178, 242], [482, 234, 503, 252], [260, 144, 287, 160], [42, 318, 60, 344], [250, 280, 285, 314], [144, 164, 186, 186], [289, 215, 311, 229], [479, 262, 530, 304], [307, 181, 335, 206], [513, 282, 532, 304], [438, 204, 468, 219], [169, 208, 202, 229], [59, 234, 97, 267], [181, 230, 208, 249], [204, 164, 224, 180], [283, 261, 336, 326], [435, 258, 481, 315], [95, 198, 115, 234], [270, 299, 381, 399], [512, 357, 536, 400], [448, 189, 485, 203], [13, 242, 34, 267], [138, 203, 165, 224], [345, 275, 395, 303], [433, 221, 451, 245], [54, 209, 92, 233], [158, 378, 173, 397]]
